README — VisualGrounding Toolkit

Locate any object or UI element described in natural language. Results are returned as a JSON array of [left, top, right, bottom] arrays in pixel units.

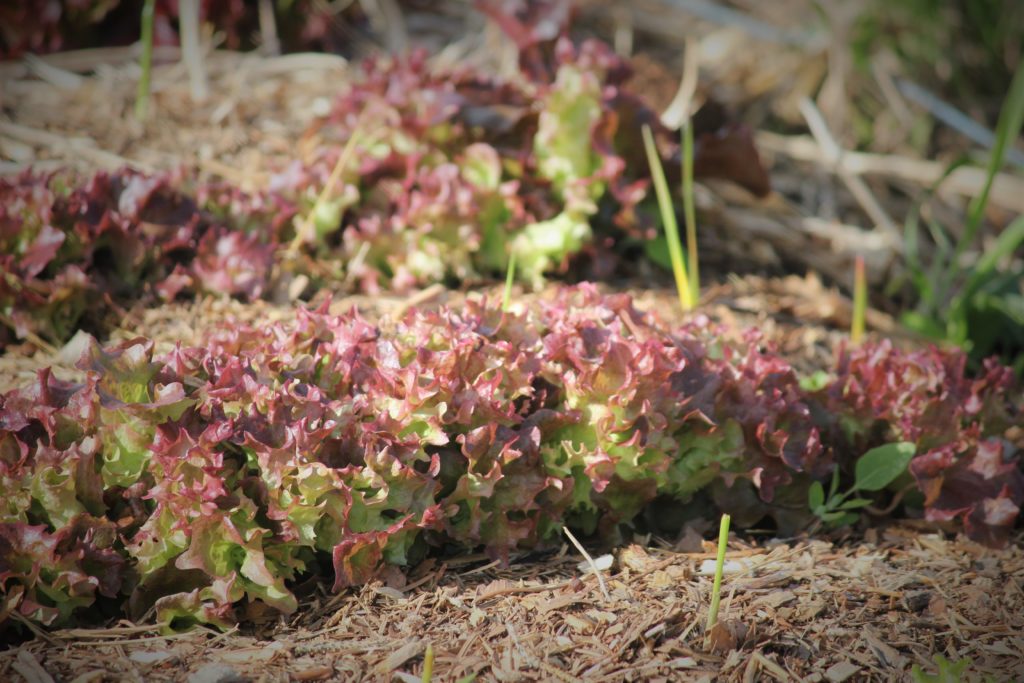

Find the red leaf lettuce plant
[[3, 285, 1019, 634], [0, 286, 819, 631]]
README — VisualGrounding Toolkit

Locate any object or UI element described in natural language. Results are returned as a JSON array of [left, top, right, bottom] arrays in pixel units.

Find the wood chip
[[12, 651, 56, 683], [824, 661, 860, 683]]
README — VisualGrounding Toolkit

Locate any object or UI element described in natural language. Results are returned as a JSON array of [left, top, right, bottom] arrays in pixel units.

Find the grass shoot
[[502, 251, 517, 313], [704, 511, 729, 634], [851, 255, 867, 344], [421, 643, 434, 683], [642, 123, 694, 312], [681, 120, 700, 307], [705, 513, 731, 633]]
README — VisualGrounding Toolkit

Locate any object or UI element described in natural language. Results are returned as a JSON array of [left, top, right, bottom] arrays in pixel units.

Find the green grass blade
[[705, 513, 731, 633], [851, 255, 867, 344], [502, 251, 517, 313], [955, 56, 1024, 262], [682, 121, 700, 307], [421, 643, 434, 683], [642, 124, 692, 312], [969, 215, 1024, 284]]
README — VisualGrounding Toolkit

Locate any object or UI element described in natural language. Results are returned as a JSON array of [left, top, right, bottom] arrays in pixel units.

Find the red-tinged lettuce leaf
[[80, 338, 194, 489], [190, 230, 275, 300], [174, 508, 297, 614], [153, 576, 241, 633], [909, 432, 1024, 547], [816, 340, 1022, 543], [713, 331, 827, 503], [0, 514, 127, 628], [823, 340, 1018, 451]]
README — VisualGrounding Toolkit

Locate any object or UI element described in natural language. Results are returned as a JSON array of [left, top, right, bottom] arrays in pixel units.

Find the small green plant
[[421, 643, 434, 683], [910, 654, 995, 683], [681, 121, 700, 305], [642, 124, 695, 312], [902, 58, 1024, 374], [705, 513, 731, 633], [851, 255, 867, 344], [809, 442, 915, 526], [134, 0, 156, 121], [502, 252, 517, 313]]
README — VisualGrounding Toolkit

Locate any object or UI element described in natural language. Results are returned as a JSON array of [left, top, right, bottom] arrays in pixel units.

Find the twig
[[13, 650, 55, 683], [179, 0, 209, 103], [611, 5, 634, 57], [661, 38, 699, 130], [897, 78, 1024, 168], [23, 54, 83, 90], [134, 0, 155, 121], [752, 652, 794, 682], [757, 131, 1024, 215], [659, 0, 820, 48], [798, 97, 900, 242], [0, 120, 155, 173], [0, 312, 59, 355], [390, 283, 446, 319], [359, 0, 408, 53], [288, 118, 369, 256], [257, 0, 281, 56], [870, 54, 914, 127], [562, 526, 611, 601]]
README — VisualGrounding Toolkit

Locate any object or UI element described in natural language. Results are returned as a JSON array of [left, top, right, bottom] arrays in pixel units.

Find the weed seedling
[[421, 643, 434, 683], [910, 654, 995, 683], [705, 512, 731, 633], [809, 442, 915, 527], [502, 252, 517, 313], [642, 124, 694, 312], [681, 121, 700, 305], [851, 254, 867, 344]]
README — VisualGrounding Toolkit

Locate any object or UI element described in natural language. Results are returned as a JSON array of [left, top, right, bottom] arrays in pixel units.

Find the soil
[[1, 2, 1021, 681]]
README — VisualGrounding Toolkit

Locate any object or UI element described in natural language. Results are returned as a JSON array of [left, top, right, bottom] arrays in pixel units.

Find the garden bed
[[2, 1, 1023, 681]]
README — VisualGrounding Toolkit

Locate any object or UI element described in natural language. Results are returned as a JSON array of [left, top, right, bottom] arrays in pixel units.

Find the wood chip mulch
[[4, 527, 1022, 682]]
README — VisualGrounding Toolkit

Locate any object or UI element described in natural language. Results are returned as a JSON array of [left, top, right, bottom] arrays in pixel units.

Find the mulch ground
[[5, 528, 1023, 682]]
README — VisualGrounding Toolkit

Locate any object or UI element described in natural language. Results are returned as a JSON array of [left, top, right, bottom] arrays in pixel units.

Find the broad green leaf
[[808, 481, 824, 512], [828, 465, 842, 498], [837, 497, 873, 511], [820, 510, 858, 525], [910, 654, 972, 683], [854, 442, 915, 492]]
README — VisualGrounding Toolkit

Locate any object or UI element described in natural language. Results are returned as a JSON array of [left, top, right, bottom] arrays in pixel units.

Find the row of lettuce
[[1, 285, 1020, 632], [0, 34, 767, 351]]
